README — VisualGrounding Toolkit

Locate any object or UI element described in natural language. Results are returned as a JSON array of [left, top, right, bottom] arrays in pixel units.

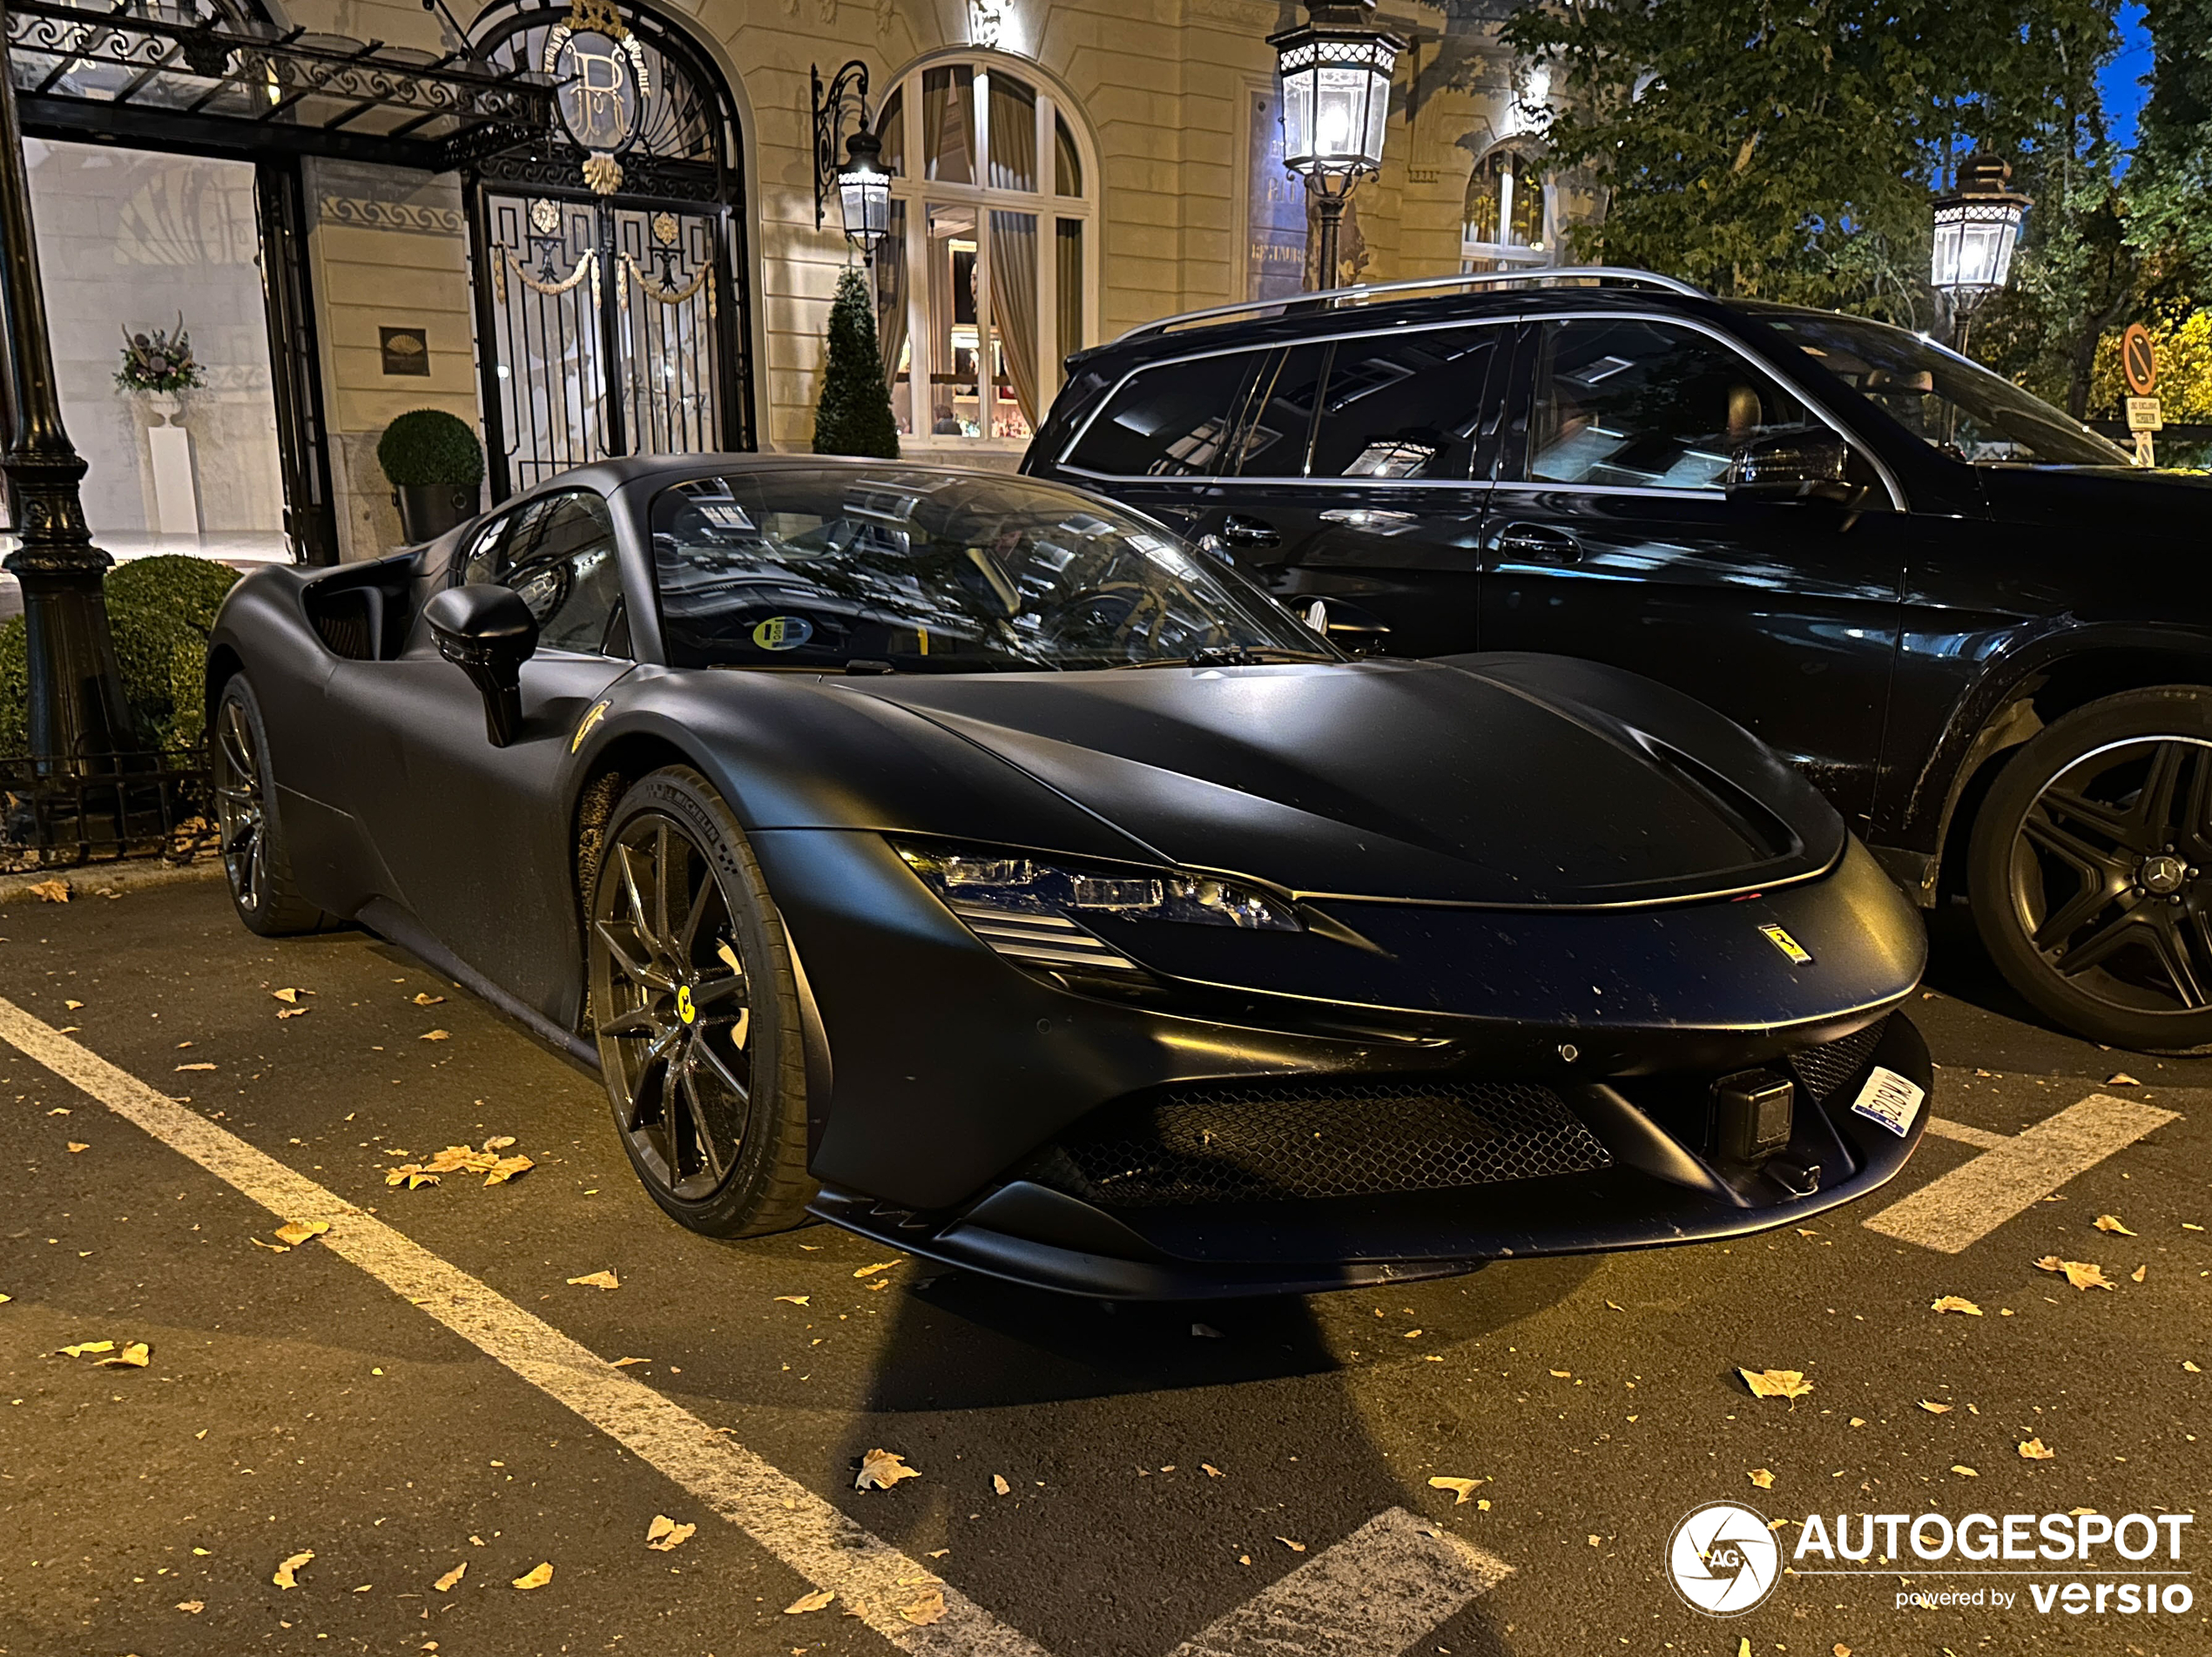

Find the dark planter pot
[[394, 483, 477, 545]]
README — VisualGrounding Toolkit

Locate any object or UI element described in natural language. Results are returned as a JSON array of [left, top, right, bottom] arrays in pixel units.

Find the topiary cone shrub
[[0, 554, 240, 754], [813, 266, 900, 459]]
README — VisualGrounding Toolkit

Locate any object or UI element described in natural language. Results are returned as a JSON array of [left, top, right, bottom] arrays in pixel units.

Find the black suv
[[1024, 268, 2212, 1051]]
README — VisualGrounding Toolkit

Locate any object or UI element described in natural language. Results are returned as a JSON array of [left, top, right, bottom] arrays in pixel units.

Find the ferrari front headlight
[[894, 841, 1301, 975]]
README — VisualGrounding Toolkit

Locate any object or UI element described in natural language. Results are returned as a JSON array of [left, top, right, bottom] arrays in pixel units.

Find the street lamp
[[811, 59, 887, 261], [1931, 152, 2029, 352], [835, 128, 892, 264], [1270, 0, 1403, 291]]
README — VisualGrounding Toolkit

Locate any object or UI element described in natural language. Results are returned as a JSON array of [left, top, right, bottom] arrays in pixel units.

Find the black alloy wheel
[[211, 676, 327, 937], [586, 766, 813, 1235], [1970, 686, 2212, 1050]]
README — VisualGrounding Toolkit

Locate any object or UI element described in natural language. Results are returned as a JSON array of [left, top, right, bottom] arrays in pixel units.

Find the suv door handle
[[1220, 513, 1281, 548], [1491, 522, 1581, 563]]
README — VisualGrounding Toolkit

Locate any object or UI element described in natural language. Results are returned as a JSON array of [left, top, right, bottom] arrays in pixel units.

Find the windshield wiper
[[1110, 645, 1337, 670]]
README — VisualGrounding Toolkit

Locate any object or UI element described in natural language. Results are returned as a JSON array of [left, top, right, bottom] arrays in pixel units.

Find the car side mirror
[[424, 583, 537, 747], [1724, 430, 1863, 506]]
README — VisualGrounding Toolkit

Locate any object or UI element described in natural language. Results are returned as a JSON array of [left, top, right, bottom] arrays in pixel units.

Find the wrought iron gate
[[467, 1, 753, 500], [480, 191, 731, 492]]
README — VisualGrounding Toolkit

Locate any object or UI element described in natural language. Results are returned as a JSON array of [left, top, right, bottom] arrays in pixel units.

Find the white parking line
[[1166, 1505, 1512, 1657], [1924, 1116, 2010, 1151], [0, 997, 1052, 1657], [1863, 1093, 2179, 1253]]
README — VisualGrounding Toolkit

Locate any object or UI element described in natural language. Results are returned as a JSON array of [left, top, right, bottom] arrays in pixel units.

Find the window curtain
[[1055, 219, 1083, 374], [989, 210, 1039, 428], [876, 200, 908, 408], [923, 67, 974, 184], [988, 76, 1037, 192]]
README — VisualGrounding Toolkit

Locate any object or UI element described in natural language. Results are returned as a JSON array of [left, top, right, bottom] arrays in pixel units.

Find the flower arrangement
[[114, 318, 203, 394]]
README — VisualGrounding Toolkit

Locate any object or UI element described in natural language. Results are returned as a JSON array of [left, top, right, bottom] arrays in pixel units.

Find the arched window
[[870, 57, 1098, 447], [1461, 145, 1550, 272]]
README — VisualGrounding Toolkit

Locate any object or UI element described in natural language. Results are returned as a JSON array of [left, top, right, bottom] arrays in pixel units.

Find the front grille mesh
[[1786, 1016, 1890, 1103], [1027, 1077, 1614, 1209]]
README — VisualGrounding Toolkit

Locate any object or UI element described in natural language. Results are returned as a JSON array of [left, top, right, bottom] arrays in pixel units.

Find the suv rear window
[[1308, 326, 1500, 480], [1063, 350, 1264, 476]]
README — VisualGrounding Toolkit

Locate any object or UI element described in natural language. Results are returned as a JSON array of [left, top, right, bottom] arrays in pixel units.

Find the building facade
[[4, 0, 1582, 564]]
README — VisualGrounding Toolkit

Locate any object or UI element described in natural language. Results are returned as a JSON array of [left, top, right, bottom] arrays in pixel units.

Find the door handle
[[1318, 508, 1419, 532], [1491, 522, 1581, 563], [1220, 513, 1281, 548]]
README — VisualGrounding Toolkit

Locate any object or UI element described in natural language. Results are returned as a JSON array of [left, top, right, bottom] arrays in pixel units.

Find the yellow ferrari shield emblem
[[1759, 923, 1812, 966], [675, 985, 696, 1024]]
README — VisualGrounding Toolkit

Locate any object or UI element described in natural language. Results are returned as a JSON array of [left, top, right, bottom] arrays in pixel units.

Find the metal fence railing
[[0, 747, 220, 875]]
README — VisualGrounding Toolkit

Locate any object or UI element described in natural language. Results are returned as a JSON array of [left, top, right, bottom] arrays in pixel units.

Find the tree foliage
[[1501, 2, 2116, 325], [813, 266, 900, 460]]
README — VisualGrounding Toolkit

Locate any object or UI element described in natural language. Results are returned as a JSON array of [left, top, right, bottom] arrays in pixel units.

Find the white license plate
[[1851, 1066, 1925, 1138]]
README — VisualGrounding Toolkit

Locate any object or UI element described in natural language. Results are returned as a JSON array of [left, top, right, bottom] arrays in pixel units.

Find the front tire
[[211, 675, 328, 937], [1968, 685, 2212, 1050], [586, 766, 813, 1236]]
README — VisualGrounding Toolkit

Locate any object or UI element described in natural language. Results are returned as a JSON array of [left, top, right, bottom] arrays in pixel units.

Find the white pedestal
[[146, 420, 199, 535]]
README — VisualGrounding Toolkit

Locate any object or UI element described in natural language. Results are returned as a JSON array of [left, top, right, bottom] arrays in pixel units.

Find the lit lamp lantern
[[837, 127, 893, 263], [1270, 0, 1404, 291], [1930, 152, 2029, 350]]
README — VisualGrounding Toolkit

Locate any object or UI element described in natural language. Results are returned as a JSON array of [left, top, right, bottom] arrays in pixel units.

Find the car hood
[[843, 655, 1845, 906]]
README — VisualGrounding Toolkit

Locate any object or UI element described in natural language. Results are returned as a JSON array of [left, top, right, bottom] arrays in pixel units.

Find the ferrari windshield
[[650, 468, 1333, 672], [1747, 306, 2131, 468]]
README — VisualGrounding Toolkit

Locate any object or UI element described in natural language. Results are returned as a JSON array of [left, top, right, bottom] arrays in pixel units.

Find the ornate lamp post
[[1931, 152, 2029, 354], [0, 0, 135, 770], [1270, 0, 1402, 291], [812, 58, 888, 263]]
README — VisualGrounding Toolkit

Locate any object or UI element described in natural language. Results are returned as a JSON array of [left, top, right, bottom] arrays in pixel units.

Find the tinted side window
[[1307, 327, 1500, 480], [1527, 320, 1814, 490], [1231, 345, 1327, 477], [1064, 351, 1264, 476], [457, 514, 510, 586], [504, 491, 626, 655]]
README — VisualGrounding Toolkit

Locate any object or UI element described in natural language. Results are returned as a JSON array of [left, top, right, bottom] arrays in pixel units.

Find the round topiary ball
[[376, 408, 485, 489]]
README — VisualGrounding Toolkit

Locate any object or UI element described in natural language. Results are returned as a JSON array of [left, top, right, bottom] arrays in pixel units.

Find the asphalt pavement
[[0, 872, 2204, 1657]]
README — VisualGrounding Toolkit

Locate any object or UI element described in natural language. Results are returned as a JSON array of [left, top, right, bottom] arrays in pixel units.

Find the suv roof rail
[[1109, 266, 1710, 347]]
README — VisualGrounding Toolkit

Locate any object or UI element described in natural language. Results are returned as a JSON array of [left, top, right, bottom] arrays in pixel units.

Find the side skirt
[[358, 897, 599, 1074]]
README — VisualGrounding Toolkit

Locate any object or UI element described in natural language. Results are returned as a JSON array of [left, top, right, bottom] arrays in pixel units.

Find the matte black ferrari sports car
[[205, 455, 1933, 1297]]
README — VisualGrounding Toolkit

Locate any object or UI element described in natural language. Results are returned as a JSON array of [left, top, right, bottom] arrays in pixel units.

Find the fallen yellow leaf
[[484, 1155, 534, 1186], [176, 1599, 204, 1613], [2019, 1438, 2056, 1460], [0, 1292, 10, 1303], [98, 1342, 150, 1369], [853, 1260, 900, 1279], [900, 1588, 947, 1626], [567, 1270, 619, 1290], [1834, 1645, 1851, 1657], [174, 1062, 216, 1072], [483, 1135, 516, 1151], [64, 999, 84, 1010], [855, 1447, 920, 1491], [511, 1561, 553, 1590], [1548, 1368, 1572, 1378], [273, 1550, 314, 1589], [1952, 1465, 1979, 1477], [2131, 1265, 2148, 1283], [421, 1029, 451, 1042], [611, 1357, 651, 1368], [58, 1340, 115, 1357], [65, 1142, 87, 1154], [774, 1295, 811, 1306], [2094, 1214, 2136, 1236], [2035, 1256, 2114, 1290], [277, 1006, 310, 1020], [1428, 1475, 1483, 1504], [2106, 1072, 2140, 1086], [784, 1588, 835, 1614], [991, 1474, 1010, 1495], [1748, 1467, 1776, 1490], [1739, 1367, 1814, 1400], [412, 993, 445, 1006], [29, 878, 69, 903], [1203, 1463, 1224, 1478], [1277, 1537, 1307, 1553], [271, 988, 301, 1005], [273, 1220, 328, 1247], [434, 1562, 466, 1592], [1587, 1534, 1603, 1547], [1919, 1399, 1953, 1414], [644, 1514, 696, 1553], [1931, 1295, 1983, 1316]]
